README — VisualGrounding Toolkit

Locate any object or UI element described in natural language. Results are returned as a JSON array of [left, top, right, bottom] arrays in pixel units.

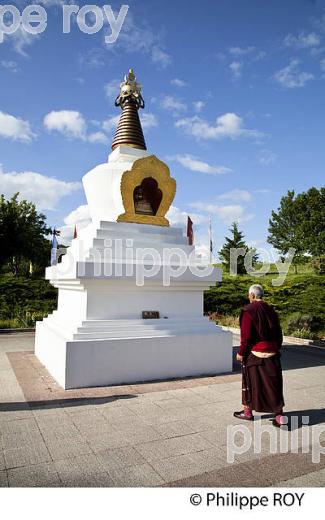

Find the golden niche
[[117, 155, 176, 226]]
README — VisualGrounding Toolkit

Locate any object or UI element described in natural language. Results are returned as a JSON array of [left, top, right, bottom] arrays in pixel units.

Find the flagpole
[[209, 217, 212, 264]]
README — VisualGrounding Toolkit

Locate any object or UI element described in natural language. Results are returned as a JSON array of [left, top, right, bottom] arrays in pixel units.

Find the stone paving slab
[[7, 462, 61, 487], [0, 470, 8, 487], [134, 433, 214, 462], [165, 451, 325, 487], [61, 472, 115, 487], [275, 468, 325, 487], [4, 442, 52, 470], [0, 452, 5, 471], [96, 446, 147, 472], [45, 438, 93, 461], [54, 453, 108, 480], [81, 430, 133, 452], [107, 462, 164, 487], [1, 332, 325, 487]]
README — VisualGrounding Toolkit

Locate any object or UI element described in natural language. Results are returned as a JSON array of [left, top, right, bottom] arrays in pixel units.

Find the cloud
[[104, 78, 121, 98], [0, 111, 35, 142], [229, 61, 243, 78], [175, 112, 264, 141], [284, 32, 321, 49], [193, 101, 206, 113], [190, 201, 255, 224], [166, 206, 216, 259], [87, 131, 109, 144], [229, 46, 255, 56], [254, 50, 267, 61], [102, 115, 121, 133], [170, 78, 186, 87], [320, 58, 325, 71], [44, 110, 87, 139], [226, 47, 266, 81], [166, 205, 208, 226], [4, 2, 71, 56], [0, 165, 81, 210], [44, 110, 112, 143], [273, 59, 314, 88], [6, 26, 40, 57], [59, 204, 92, 245], [254, 189, 271, 194], [78, 48, 106, 68], [140, 113, 158, 129], [169, 154, 232, 175], [162, 96, 187, 112], [1, 60, 19, 73], [111, 12, 172, 68], [218, 189, 252, 202], [151, 46, 172, 67], [258, 149, 278, 165]]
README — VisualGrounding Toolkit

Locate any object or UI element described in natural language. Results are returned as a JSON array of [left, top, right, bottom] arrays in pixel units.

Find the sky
[[0, 0, 324, 260]]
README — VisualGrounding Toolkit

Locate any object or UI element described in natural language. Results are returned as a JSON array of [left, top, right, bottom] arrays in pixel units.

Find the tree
[[0, 193, 52, 275], [219, 222, 258, 275], [268, 188, 325, 273], [298, 187, 325, 257]]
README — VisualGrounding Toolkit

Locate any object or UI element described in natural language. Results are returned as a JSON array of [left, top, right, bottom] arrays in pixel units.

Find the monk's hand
[[236, 354, 244, 363]]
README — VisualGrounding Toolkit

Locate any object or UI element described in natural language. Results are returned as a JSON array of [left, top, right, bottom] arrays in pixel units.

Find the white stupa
[[35, 69, 232, 389]]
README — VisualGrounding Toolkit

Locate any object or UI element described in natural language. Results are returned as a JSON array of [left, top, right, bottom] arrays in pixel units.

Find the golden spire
[[111, 69, 147, 151]]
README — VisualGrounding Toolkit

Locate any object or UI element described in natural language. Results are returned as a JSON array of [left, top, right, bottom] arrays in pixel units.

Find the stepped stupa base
[[35, 219, 233, 390], [35, 318, 232, 389]]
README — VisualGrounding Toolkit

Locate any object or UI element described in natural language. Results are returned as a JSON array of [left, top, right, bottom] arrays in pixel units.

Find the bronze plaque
[[142, 311, 160, 319]]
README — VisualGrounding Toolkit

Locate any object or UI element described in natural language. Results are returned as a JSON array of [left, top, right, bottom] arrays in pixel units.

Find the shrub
[[284, 313, 321, 335], [0, 274, 57, 328], [290, 329, 318, 340]]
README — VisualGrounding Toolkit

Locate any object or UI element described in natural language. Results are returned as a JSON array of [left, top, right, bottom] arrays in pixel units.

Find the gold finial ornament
[[112, 68, 146, 150], [115, 68, 145, 110]]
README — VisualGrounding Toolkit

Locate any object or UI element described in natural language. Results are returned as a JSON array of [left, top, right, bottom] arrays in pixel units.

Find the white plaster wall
[[64, 331, 233, 388], [82, 146, 149, 226], [56, 287, 88, 326], [85, 286, 203, 319]]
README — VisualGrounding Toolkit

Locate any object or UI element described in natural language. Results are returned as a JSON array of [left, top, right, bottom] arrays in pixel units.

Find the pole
[[209, 217, 212, 264]]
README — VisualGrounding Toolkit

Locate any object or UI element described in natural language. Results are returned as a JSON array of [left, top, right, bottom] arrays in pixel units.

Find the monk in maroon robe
[[234, 284, 285, 427]]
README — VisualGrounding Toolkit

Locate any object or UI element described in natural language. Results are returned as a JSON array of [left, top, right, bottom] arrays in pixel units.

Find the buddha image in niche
[[133, 177, 162, 216]]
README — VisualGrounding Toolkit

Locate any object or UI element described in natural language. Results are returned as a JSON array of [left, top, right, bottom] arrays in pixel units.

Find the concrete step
[[40, 316, 219, 342], [95, 229, 188, 245], [76, 323, 217, 334], [72, 326, 218, 340], [89, 239, 192, 253], [41, 316, 73, 340], [80, 318, 213, 327], [99, 221, 183, 237]]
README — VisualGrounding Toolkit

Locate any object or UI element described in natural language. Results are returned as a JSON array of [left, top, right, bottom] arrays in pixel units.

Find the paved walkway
[[0, 332, 325, 487]]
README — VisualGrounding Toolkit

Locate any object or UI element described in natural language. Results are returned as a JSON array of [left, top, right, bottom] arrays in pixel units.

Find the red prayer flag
[[187, 216, 194, 245], [73, 225, 77, 239]]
